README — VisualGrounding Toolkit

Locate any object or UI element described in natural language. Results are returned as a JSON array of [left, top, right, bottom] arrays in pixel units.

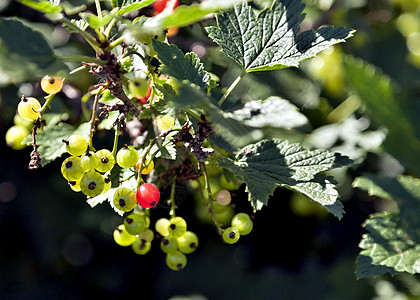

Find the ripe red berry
[[153, 0, 179, 14], [136, 183, 160, 208]]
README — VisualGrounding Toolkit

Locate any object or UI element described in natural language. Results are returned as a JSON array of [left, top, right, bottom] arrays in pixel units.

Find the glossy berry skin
[[136, 183, 160, 208], [18, 96, 41, 121], [155, 218, 170, 236], [64, 134, 88, 157], [61, 156, 85, 181], [40, 75, 64, 94], [116, 146, 139, 169], [80, 170, 105, 197], [168, 216, 187, 238], [124, 213, 148, 235], [113, 187, 137, 212], [177, 231, 198, 254], [160, 236, 179, 254], [153, 0, 179, 13], [5, 125, 29, 150], [113, 224, 136, 247], [231, 213, 253, 235], [166, 250, 187, 271], [80, 151, 100, 171], [223, 227, 240, 244], [95, 149, 115, 172], [216, 189, 231, 206], [128, 78, 148, 98], [132, 239, 151, 255]]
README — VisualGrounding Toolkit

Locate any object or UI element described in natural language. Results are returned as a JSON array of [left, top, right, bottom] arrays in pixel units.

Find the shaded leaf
[[357, 212, 420, 278], [343, 56, 420, 176], [218, 139, 352, 217], [152, 40, 211, 90], [36, 122, 90, 165], [0, 17, 68, 86]]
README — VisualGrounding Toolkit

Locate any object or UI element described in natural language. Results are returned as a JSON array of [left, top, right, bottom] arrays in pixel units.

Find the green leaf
[[357, 212, 420, 278], [36, 122, 90, 166], [354, 174, 420, 277], [80, 13, 114, 30], [354, 174, 420, 228], [0, 17, 68, 86], [152, 40, 211, 90], [117, 0, 157, 15], [172, 83, 262, 149], [343, 56, 420, 176], [218, 139, 352, 218], [16, 0, 62, 14], [206, 0, 354, 73], [233, 96, 310, 131], [160, 0, 242, 28]]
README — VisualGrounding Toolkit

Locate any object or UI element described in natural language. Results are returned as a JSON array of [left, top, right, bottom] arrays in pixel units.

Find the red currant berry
[[153, 0, 179, 14], [136, 183, 160, 208]]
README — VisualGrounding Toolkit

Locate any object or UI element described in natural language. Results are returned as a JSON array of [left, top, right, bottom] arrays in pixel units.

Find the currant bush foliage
[[344, 57, 420, 278], [5, 0, 359, 272]]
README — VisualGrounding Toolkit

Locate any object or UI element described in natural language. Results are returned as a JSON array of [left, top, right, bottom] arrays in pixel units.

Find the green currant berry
[[116, 146, 138, 169], [124, 213, 148, 235], [61, 156, 85, 181], [68, 180, 81, 192], [132, 238, 151, 255], [5, 125, 29, 150], [223, 227, 240, 244], [160, 236, 179, 254], [166, 251, 187, 271], [216, 189, 231, 206], [80, 151, 100, 171], [138, 229, 154, 242], [113, 187, 137, 212], [13, 114, 33, 130], [128, 78, 149, 98], [103, 176, 111, 193], [177, 231, 198, 254], [63, 134, 88, 157], [113, 224, 136, 246], [231, 213, 253, 235], [80, 170, 105, 197], [95, 149, 115, 172], [17, 96, 41, 121], [155, 218, 170, 237], [168, 216, 187, 238]]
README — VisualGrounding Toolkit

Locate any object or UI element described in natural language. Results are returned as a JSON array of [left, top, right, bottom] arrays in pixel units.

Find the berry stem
[[112, 123, 121, 159], [200, 162, 223, 235], [169, 177, 178, 217], [218, 70, 247, 106], [88, 89, 103, 151], [136, 128, 174, 188]]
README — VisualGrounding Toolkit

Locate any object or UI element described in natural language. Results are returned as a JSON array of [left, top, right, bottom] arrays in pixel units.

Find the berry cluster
[[113, 214, 197, 271], [5, 0, 258, 272]]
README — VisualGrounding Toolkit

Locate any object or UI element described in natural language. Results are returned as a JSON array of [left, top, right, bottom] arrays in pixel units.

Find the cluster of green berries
[[113, 214, 197, 271], [6, 75, 65, 150], [61, 134, 159, 209], [222, 213, 253, 244]]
